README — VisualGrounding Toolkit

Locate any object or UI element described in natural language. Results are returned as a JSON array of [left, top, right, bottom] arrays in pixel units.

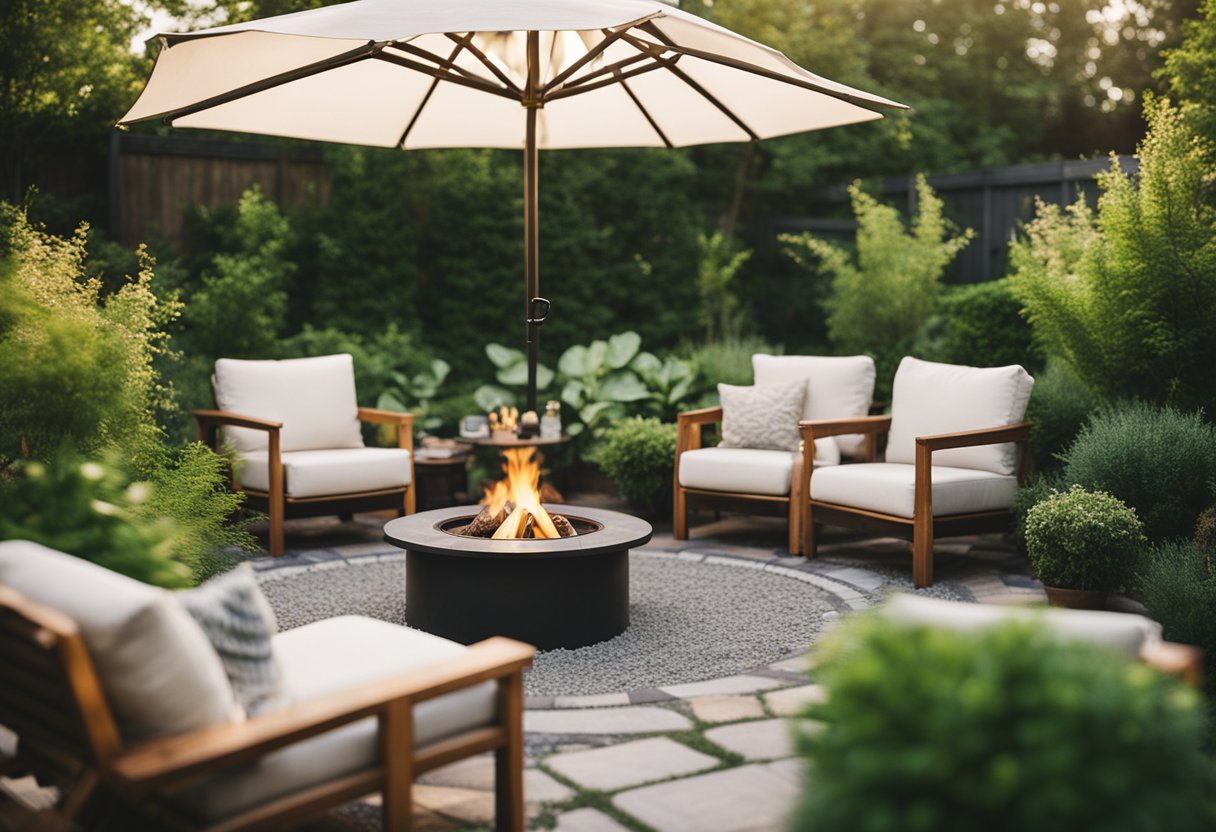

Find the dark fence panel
[[109, 133, 330, 246], [756, 156, 1138, 285]]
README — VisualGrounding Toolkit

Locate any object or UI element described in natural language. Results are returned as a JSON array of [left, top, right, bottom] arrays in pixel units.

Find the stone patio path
[[252, 509, 1043, 832]]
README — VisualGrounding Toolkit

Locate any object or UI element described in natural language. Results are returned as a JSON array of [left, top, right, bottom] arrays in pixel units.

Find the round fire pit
[[383, 505, 652, 650]]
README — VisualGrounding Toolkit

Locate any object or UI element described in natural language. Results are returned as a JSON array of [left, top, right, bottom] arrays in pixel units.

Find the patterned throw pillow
[[718, 380, 808, 452], [179, 563, 286, 716]]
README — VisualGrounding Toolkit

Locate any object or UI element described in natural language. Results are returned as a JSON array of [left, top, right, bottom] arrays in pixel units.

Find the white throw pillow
[[0, 541, 241, 742], [752, 354, 876, 457], [718, 381, 806, 452], [179, 564, 286, 716], [885, 357, 1034, 475], [214, 354, 364, 454]]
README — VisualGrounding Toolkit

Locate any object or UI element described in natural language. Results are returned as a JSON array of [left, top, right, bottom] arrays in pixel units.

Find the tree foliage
[[1160, 0, 1216, 139], [1009, 99, 1216, 411]]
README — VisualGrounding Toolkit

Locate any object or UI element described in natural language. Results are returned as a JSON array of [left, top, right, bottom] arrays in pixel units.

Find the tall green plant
[[697, 231, 752, 342], [1009, 99, 1216, 412], [780, 175, 973, 387]]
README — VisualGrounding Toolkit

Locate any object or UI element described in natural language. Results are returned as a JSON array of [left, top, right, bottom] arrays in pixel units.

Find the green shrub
[[1024, 360, 1098, 474], [1023, 485, 1146, 591], [917, 278, 1043, 371], [794, 614, 1216, 832], [1061, 401, 1216, 541], [781, 175, 973, 397], [592, 418, 678, 519], [697, 231, 752, 342], [1008, 99, 1216, 412], [0, 456, 194, 588], [1137, 539, 1216, 694]]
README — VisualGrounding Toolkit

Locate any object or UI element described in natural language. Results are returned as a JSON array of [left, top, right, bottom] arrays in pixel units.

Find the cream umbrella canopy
[[119, 0, 906, 416]]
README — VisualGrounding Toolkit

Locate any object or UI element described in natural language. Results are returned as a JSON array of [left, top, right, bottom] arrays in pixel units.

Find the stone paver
[[546, 737, 718, 791], [824, 566, 885, 592], [525, 769, 577, 803], [689, 694, 765, 724], [660, 674, 785, 699], [554, 692, 631, 709], [704, 718, 795, 761], [525, 706, 691, 735], [767, 653, 813, 674], [552, 807, 632, 832], [613, 761, 800, 832], [763, 684, 827, 717]]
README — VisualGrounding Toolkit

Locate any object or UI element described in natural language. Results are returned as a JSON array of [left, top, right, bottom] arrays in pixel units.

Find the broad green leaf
[[558, 344, 591, 377], [536, 363, 555, 390], [580, 401, 616, 423], [377, 391, 407, 412], [599, 370, 650, 402], [631, 350, 662, 376], [606, 331, 642, 368], [565, 422, 585, 436], [497, 362, 529, 386], [668, 376, 694, 404], [430, 358, 451, 384], [586, 340, 609, 372], [486, 343, 523, 369], [561, 379, 586, 408], [474, 385, 514, 412]]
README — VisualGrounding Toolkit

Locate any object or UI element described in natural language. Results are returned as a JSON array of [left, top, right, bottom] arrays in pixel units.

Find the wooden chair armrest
[[357, 407, 414, 427], [110, 637, 535, 790], [1141, 640, 1204, 687], [677, 406, 723, 426], [915, 421, 1030, 452], [193, 409, 284, 433], [799, 415, 892, 439]]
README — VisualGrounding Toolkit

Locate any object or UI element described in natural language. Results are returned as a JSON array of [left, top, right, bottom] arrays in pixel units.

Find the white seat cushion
[[752, 354, 876, 458], [215, 354, 365, 454], [0, 541, 240, 742], [885, 357, 1034, 476], [679, 446, 836, 497], [810, 462, 1018, 519], [177, 616, 497, 822], [239, 447, 412, 498], [880, 594, 1161, 660]]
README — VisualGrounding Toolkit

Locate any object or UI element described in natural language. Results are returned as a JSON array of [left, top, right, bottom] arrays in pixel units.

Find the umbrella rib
[[636, 21, 903, 114], [397, 42, 466, 149], [445, 33, 521, 94], [375, 52, 518, 100], [543, 27, 629, 93], [390, 40, 505, 89], [544, 56, 675, 103], [547, 52, 653, 98], [129, 40, 385, 125], [619, 79, 673, 149]]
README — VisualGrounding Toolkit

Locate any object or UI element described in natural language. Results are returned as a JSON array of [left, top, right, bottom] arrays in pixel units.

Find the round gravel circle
[[258, 552, 836, 696]]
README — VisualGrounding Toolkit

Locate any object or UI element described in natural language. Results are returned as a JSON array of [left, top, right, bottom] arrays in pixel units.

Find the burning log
[[492, 506, 531, 540], [461, 504, 507, 537], [551, 514, 577, 538]]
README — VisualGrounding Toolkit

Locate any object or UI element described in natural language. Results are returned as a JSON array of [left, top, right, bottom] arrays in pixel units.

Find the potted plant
[[1023, 485, 1146, 608], [592, 417, 678, 520]]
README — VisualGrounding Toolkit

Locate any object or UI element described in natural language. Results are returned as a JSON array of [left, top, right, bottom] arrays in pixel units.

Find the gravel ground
[[258, 553, 837, 696]]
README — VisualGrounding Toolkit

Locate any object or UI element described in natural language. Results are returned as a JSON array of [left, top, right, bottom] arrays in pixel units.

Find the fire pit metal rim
[[383, 503, 652, 560]]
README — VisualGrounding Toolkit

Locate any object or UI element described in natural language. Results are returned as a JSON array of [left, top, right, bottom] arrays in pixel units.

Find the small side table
[[413, 446, 473, 509]]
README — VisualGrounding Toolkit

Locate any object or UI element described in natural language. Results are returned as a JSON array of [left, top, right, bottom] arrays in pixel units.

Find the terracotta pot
[[1042, 585, 1107, 610]]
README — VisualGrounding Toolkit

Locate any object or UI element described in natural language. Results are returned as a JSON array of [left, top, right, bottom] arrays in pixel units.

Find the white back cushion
[[214, 354, 364, 453], [0, 541, 240, 742], [886, 357, 1034, 475], [752, 354, 876, 457]]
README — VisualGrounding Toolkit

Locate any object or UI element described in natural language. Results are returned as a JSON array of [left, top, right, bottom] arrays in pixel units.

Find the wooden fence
[[755, 156, 1139, 284], [108, 133, 330, 246]]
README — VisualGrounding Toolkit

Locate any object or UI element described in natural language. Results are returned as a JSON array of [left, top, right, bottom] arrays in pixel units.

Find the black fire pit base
[[383, 505, 652, 650]]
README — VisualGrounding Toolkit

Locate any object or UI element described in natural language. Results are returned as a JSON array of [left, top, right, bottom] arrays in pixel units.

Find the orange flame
[[482, 447, 560, 539]]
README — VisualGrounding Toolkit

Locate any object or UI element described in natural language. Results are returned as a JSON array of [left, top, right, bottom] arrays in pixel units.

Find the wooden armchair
[[673, 354, 876, 553], [799, 357, 1035, 587], [0, 541, 535, 832], [195, 354, 416, 556]]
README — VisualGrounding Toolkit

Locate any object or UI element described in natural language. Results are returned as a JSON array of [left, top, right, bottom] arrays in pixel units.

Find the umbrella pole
[[524, 31, 541, 421]]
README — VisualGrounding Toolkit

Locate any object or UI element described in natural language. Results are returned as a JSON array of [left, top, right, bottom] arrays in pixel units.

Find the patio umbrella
[[119, 0, 906, 417]]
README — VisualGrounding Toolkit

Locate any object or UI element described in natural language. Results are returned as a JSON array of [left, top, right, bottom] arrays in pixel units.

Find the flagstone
[[525, 706, 691, 735], [546, 737, 718, 791], [689, 695, 765, 724], [704, 718, 796, 761], [613, 762, 800, 832]]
